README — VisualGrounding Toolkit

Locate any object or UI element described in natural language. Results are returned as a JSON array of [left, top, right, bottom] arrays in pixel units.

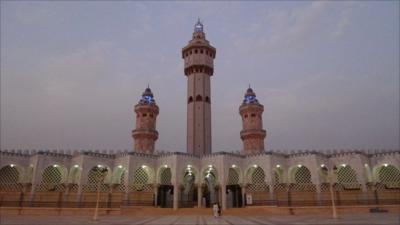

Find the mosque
[[0, 20, 399, 211]]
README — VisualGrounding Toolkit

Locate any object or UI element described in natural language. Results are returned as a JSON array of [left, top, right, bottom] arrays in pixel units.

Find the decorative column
[[173, 184, 179, 210], [221, 184, 227, 210], [197, 184, 202, 208], [241, 184, 246, 207], [154, 184, 159, 207]]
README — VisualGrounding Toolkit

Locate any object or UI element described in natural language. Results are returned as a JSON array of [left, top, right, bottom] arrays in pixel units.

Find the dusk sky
[[1, 1, 399, 152]]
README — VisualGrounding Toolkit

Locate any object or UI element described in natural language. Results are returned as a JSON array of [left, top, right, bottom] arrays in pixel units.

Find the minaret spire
[[132, 86, 159, 154], [183, 20, 216, 156], [239, 87, 267, 155]]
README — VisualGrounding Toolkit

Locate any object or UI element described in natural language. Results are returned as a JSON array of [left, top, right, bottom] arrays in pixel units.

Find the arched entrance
[[180, 165, 197, 208], [157, 166, 173, 208], [226, 167, 242, 208], [201, 165, 218, 208], [245, 165, 268, 205]]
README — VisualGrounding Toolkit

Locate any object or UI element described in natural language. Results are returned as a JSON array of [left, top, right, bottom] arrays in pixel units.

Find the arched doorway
[[335, 164, 362, 205], [245, 165, 268, 205], [202, 165, 218, 208], [157, 166, 173, 208], [0, 164, 24, 207], [226, 167, 242, 208], [82, 165, 109, 208], [372, 164, 400, 205], [180, 165, 197, 207], [289, 165, 315, 206], [128, 165, 154, 206]]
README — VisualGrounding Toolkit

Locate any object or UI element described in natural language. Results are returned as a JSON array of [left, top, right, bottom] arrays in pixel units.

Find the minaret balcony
[[240, 129, 266, 140]]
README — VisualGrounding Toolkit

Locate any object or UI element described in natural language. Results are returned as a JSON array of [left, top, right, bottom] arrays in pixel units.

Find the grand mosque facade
[[0, 21, 399, 210]]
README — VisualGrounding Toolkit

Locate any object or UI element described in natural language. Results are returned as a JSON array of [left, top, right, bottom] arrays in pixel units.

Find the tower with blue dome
[[132, 86, 159, 154], [239, 87, 267, 155]]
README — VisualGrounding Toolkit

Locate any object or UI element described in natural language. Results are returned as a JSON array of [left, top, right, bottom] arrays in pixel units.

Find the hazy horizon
[[1, 1, 399, 152]]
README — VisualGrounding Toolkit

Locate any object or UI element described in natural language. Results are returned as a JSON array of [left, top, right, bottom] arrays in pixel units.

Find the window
[[188, 96, 193, 103], [194, 49, 198, 54], [196, 95, 202, 101], [149, 114, 154, 118], [205, 96, 210, 103], [244, 114, 248, 118], [251, 113, 256, 117], [143, 113, 147, 117], [200, 49, 203, 54]]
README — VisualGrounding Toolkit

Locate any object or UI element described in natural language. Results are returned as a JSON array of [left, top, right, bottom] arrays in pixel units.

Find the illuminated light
[[320, 164, 325, 168], [74, 165, 79, 168], [253, 165, 258, 168], [53, 164, 59, 168], [208, 165, 212, 168], [276, 165, 281, 168], [364, 164, 368, 167], [187, 165, 192, 168], [384, 163, 388, 167], [141, 165, 147, 169], [10, 164, 15, 168], [164, 165, 168, 168], [118, 165, 123, 169], [232, 164, 237, 168], [97, 165, 103, 168], [297, 164, 302, 168], [341, 164, 346, 167]]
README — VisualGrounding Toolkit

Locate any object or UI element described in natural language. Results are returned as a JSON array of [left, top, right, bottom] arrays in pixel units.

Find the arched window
[[251, 113, 256, 117], [205, 96, 210, 103], [244, 114, 248, 118], [196, 95, 202, 102], [188, 96, 193, 103], [142, 113, 147, 117], [194, 49, 198, 54], [200, 49, 203, 54]]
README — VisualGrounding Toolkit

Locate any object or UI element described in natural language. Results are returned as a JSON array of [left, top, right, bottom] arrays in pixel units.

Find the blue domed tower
[[132, 86, 159, 154], [239, 87, 267, 155]]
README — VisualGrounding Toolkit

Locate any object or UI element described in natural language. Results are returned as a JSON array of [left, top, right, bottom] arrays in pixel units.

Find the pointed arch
[[195, 95, 202, 102]]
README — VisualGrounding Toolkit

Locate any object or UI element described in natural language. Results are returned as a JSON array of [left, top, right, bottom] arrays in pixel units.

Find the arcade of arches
[[0, 150, 399, 210]]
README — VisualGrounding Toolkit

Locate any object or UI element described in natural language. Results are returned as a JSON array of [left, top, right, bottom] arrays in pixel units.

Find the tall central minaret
[[182, 20, 216, 156]]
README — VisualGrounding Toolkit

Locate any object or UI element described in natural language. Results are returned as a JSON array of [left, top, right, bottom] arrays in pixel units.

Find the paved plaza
[[0, 214, 399, 225]]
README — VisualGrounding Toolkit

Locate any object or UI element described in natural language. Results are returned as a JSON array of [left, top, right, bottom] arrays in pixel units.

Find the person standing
[[213, 203, 219, 218]]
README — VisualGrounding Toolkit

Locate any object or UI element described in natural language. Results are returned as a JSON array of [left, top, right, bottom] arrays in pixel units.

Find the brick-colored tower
[[239, 87, 267, 155], [132, 87, 159, 154], [182, 20, 216, 156]]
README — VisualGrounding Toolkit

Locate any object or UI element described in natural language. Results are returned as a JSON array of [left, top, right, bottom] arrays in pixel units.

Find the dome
[[138, 86, 156, 105], [242, 86, 259, 105], [194, 18, 203, 33]]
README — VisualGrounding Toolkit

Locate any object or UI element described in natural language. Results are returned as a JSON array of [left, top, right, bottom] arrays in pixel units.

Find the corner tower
[[132, 87, 159, 154], [239, 87, 267, 155], [182, 19, 216, 156]]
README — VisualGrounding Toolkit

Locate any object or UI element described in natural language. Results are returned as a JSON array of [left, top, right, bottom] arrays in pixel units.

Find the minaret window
[[149, 114, 154, 118], [188, 96, 193, 103], [205, 96, 210, 103], [143, 113, 147, 117], [200, 49, 203, 54], [196, 95, 202, 102], [244, 114, 248, 118], [251, 113, 256, 117], [195, 49, 198, 54]]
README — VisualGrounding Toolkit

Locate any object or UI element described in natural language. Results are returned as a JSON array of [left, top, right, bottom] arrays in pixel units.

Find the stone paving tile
[[1, 214, 399, 225], [173, 216, 198, 225]]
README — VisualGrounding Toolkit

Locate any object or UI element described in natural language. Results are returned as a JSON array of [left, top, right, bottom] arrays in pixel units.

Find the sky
[[1, 1, 399, 153]]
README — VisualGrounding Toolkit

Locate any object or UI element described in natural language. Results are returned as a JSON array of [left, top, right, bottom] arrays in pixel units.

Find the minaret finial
[[249, 84, 251, 89], [147, 83, 150, 89]]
